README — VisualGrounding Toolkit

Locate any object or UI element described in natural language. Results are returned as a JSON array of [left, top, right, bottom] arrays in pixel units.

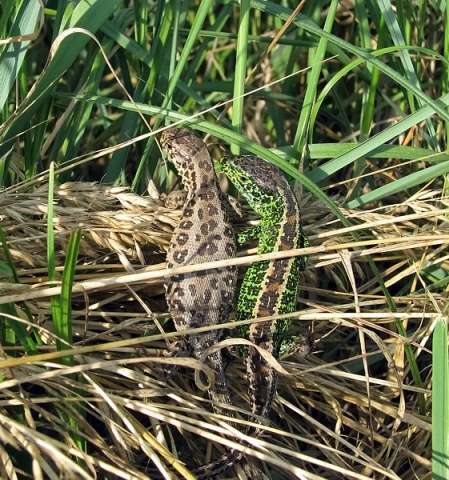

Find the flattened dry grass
[[1, 1, 448, 478], [0, 180, 443, 479]]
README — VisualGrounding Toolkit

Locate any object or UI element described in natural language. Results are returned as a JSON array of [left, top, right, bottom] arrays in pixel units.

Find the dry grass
[[1, 0, 447, 478], [0, 178, 444, 479]]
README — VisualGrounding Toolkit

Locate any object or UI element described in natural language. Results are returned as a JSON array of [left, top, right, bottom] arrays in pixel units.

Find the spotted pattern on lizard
[[159, 130, 310, 478], [160, 127, 237, 415]]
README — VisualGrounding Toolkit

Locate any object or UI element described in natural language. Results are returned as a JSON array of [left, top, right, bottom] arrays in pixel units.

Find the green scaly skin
[[221, 154, 309, 429], [156, 134, 309, 477]]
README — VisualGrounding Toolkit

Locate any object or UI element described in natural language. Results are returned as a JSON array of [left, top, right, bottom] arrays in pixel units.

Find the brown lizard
[[160, 126, 237, 416]]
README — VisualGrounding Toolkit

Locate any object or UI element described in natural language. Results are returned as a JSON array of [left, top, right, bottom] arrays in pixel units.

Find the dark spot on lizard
[[174, 286, 185, 296], [174, 249, 189, 263], [200, 220, 219, 235], [183, 207, 194, 218], [180, 220, 193, 229], [176, 233, 189, 246], [203, 289, 212, 304], [225, 243, 235, 256], [199, 190, 217, 201], [198, 242, 219, 256], [207, 204, 219, 216], [223, 227, 234, 238]]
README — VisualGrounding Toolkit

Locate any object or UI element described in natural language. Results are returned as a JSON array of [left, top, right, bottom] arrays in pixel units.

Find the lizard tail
[[193, 447, 244, 479]]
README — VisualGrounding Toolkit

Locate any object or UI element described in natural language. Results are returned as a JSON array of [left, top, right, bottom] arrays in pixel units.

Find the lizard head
[[159, 127, 213, 188], [220, 155, 291, 215]]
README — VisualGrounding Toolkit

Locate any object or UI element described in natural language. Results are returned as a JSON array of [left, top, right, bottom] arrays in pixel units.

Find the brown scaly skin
[[160, 127, 237, 417], [159, 127, 246, 478], [159, 129, 310, 479]]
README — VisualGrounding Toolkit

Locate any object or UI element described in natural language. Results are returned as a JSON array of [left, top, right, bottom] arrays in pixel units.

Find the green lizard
[[220, 154, 310, 432], [159, 129, 310, 478]]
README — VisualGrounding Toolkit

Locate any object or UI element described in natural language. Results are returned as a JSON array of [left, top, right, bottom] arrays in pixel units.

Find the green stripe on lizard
[[220, 154, 310, 426]]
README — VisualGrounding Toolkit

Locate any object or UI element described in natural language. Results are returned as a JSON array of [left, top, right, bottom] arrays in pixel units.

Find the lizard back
[[160, 127, 237, 409], [221, 155, 309, 422]]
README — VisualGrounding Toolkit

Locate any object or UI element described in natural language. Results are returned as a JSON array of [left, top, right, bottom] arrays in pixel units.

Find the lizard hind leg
[[278, 329, 315, 360], [204, 350, 237, 418]]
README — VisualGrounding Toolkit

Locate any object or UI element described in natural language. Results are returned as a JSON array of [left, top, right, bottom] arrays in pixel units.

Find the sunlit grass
[[0, 0, 447, 479]]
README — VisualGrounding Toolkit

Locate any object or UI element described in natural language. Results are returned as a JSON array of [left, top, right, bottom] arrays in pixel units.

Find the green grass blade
[[309, 90, 449, 187], [377, 0, 438, 149], [251, 0, 449, 125], [0, 0, 42, 111], [131, 0, 215, 189], [0, 225, 39, 353], [0, 302, 37, 354], [432, 317, 449, 480], [231, 0, 251, 151], [346, 159, 449, 208], [157, 0, 214, 110], [0, 0, 123, 157], [47, 162, 64, 358], [294, 0, 339, 155], [46, 165, 85, 456], [47, 162, 80, 363], [57, 228, 82, 364]]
